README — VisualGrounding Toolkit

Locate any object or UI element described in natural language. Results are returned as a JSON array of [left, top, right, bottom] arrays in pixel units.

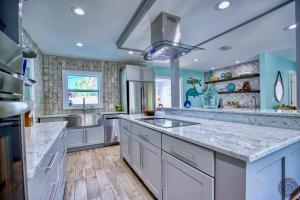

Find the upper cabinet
[[123, 65, 155, 82]]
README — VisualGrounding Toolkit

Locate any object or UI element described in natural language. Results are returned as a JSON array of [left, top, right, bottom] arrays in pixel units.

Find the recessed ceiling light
[[194, 58, 198, 62], [181, 52, 186, 55], [128, 51, 134, 54], [235, 60, 240, 64], [72, 7, 85, 15], [284, 24, 297, 31], [211, 67, 215, 70], [216, 1, 231, 10], [76, 42, 83, 47]]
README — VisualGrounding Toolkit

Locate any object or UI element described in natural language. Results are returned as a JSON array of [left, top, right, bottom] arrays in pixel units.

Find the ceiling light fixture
[[216, 1, 231, 10], [72, 7, 85, 15], [128, 51, 134, 54], [194, 58, 198, 62], [211, 67, 215, 70], [76, 42, 83, 47], [284, 24, 297, 31], [235, 60, 240, 64], [181, 52, 186, 55]]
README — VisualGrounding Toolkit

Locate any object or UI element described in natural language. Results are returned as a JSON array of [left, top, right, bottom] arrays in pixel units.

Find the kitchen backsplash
[[22, 29, 44, 118], [204, 60, 260, 108], [43, 55, 122, 115]]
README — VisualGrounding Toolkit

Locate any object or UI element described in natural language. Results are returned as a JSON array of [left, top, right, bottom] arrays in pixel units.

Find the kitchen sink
[[64, 113, 102, 128]]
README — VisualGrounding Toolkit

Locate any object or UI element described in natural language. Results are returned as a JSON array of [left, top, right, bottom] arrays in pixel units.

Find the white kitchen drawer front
[[131, 123, 161, 148], [28, 143, 60, 200], [120, 119, 132, 132], [162, 135, 214, 177], [162, 152, 214, 200]]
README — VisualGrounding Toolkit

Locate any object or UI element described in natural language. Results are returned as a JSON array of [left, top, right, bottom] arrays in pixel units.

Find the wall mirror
[[274, 71, 284, 102]]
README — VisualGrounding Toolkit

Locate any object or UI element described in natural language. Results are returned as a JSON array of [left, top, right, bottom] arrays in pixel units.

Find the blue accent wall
[[296, 0, 300, 108], [260, 52, 296, 109], [154, 67, 204, 107]]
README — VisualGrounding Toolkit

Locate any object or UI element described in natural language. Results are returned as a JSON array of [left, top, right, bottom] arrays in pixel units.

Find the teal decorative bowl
[[227, 83, 235, 92]]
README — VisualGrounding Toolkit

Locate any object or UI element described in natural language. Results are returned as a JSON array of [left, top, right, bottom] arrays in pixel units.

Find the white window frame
[[62, 70, 103, 109]]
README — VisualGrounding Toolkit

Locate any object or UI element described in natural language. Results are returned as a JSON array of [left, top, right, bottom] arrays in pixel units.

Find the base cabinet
[[120, 128, 131, 164], [162, 152, 214, 200], [28, 129, 67, 200], [66, 127, 104, 149], [143, 140, 162, 199]]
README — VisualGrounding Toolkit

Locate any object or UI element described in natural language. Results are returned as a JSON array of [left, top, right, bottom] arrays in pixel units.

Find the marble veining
[[119, 114, 300, 163], [25, 121, 67, 179]]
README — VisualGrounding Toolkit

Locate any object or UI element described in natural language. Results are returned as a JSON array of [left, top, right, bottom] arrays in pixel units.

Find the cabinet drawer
[[120, 119, 132, 132], [132, 123, 161, 148], [28, 141, 61, 200], [162, 152, 214, 200], [162, 135, 214, 177]]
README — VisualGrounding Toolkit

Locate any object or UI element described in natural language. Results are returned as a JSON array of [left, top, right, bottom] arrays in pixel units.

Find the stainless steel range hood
[[143, 12, 202, 61]]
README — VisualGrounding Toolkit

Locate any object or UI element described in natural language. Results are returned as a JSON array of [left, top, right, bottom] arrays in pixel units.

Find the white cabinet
[[67, 127, 104, 149], [126, 65, 142, 81], [120, 128, 131, 164], [86, 127, 104, 145], [131, 134, 144, 177], [143, 140, 162, 199], [66, 128, 84, 148], [162, 152, 214, 200], [142, 67, 155, 82]]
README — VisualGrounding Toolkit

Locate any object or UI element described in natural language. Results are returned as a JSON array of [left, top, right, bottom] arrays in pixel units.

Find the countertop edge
[[26, 121, 67, 179]]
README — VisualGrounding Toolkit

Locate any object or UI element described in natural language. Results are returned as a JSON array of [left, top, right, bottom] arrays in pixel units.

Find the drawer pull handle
[[48, 183, 58, 200], [170, 147, 197, 168], [138, 134, 149, 142], [46, 152, 58, 171]]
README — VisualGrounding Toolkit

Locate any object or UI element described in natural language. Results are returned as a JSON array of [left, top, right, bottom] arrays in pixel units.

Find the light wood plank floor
[[64, 145, 155, 200]]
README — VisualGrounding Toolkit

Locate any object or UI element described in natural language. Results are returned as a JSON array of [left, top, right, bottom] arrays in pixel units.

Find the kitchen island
[[25, 121, 67, 200], [119, 113, 300, 200]]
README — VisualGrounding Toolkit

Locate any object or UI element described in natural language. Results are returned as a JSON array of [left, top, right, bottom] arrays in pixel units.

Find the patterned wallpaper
[[43, 55, 122, 115], [22, 29, 44, 119], [204, 60, 260, 108]]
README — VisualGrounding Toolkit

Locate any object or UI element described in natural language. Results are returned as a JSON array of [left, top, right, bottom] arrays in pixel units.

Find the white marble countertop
[[24, 121, 67, 179], [119, 114, 300, 163]]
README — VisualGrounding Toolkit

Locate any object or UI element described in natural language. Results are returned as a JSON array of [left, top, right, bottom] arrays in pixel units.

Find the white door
[[162, 152, 214, 200], [120, 129, 131, 164], [66, 129, 85, 148], [131, 134, 144, 178], [143, 141, 162, 200], [85, 127, 104, 145]]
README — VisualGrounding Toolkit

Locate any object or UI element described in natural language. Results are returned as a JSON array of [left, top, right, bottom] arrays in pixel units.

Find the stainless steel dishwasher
[[103, 114, 120, 145]]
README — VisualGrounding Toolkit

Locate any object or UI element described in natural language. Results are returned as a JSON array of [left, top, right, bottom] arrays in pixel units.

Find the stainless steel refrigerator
[[127, 81, 155, 114]]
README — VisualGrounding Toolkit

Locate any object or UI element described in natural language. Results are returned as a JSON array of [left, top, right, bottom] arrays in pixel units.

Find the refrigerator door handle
[[141, 83, 144, 111]]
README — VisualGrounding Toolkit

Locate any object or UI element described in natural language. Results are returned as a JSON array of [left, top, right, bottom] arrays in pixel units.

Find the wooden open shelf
[[218, 90, 260, 94], [205, 73, 260, 84]]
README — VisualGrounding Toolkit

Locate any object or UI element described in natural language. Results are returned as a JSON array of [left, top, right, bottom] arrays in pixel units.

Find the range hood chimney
[[144, 12, 203, 107], [143, 12, 202, 61]]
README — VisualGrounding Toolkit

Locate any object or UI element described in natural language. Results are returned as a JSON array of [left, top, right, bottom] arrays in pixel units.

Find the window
[[62, 70, 103, 109], [155, 76, 182, 108]]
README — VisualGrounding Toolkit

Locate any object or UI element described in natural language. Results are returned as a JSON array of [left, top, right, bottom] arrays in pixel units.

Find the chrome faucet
[[250, 96, 257, 109]]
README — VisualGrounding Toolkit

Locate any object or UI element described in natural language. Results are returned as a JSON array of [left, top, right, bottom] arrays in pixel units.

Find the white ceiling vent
[[219, 45, 232, 51]]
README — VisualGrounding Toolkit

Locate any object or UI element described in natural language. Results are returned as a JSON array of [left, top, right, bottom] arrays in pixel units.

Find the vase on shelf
[[202, 85, 219, 109]]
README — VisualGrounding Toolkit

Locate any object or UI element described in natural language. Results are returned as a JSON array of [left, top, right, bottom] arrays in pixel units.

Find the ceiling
[[23, 0, 296, 71]]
